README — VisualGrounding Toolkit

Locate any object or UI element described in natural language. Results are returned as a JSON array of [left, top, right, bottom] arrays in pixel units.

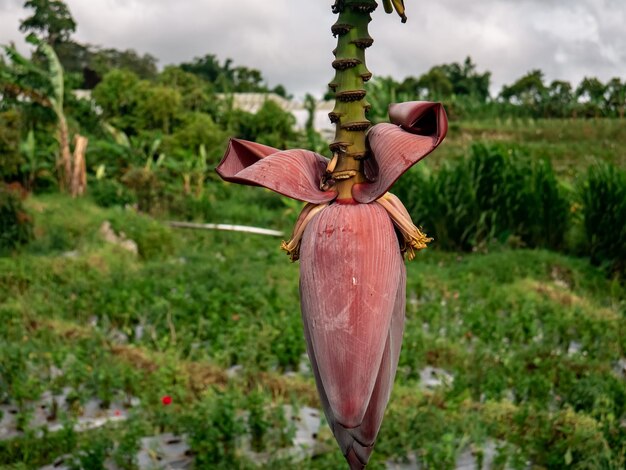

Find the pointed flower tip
[[354, 101, 448, 203], [216, 138, 279, 180], [388, 101, 448, 143]]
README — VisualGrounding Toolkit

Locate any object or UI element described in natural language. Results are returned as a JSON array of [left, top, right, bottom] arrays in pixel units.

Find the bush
[[0, 185, 33, 253], [109, 210, 174, 260], [396, 143, 570, 251], [580, 162, 626, 278], [185, 390, 246, 469], [90, 178, 135, 208], [121, 167, 162, 213], [0, 110, 23, 181]]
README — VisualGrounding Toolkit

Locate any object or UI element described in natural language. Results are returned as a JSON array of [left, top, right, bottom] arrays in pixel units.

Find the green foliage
[[606, 78, 626, 118], [500, 69, 546, 108], [111, 417, 145, 470], [0, 195, 624, 468], [20, 0, 76, 47], [437, 118, 626, 174], [0, 38, 57, 116], [24, 194, 105, 253], [162, 112, 227, 163], [576, 77, 607, 118], [108, 210, 174, 260], [0, 110, 23, 180], [402, 56, 491, 102], [179, 54, 284, 94], [133, 82, 181, 134], [0, 32, 74, 191], [89, 178, 135, 208], [396, 143, 570, 251], [88, 48, 158, 82], [580, 162, 626, 277], [186, 390, 246, 468], [19, 128, 56, 191], [0, 185, 33, 253], [158, 66, 211, 112], [247, 390, 271, 452], [229, 100, 298, 149], [0, 425, 77, 468], [92, 69, 141, 133], [67, 435, 113, 470], [121, 167, 162, 213], [28, 34, 65, 114]]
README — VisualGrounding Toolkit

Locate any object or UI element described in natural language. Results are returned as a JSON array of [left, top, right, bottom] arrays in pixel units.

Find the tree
[[545, 80, 574, 118], [228, 100, 298, 149], [158, 66, 211, 112], [606, 78, 626, 119], [365, 76, 409, 123], [179, 53, 289, 95], [163, 112, 227, 157], [398, 57, 490, 104], [180, 54, 226, 83], [134, 82, 182, 134], [1, 35, 86, 194], [414, 68, 453, 99], [93, 70, 183, 134], [438, 56, 491, 102], [92, 69, 141, 133], [271, 84, 290, 99], [500, 70, 547, 115], [88, 47, 158, 81], [231, 65, 264, 92], [19, 0, 76, 47], [576, 77, 606, 118]]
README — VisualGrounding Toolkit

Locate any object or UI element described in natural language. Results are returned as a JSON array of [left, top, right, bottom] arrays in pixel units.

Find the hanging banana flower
[[217, 1, 447, 468]]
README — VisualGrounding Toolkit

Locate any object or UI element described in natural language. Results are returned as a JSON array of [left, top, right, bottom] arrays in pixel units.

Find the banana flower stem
[[326, 0, 377, 200]]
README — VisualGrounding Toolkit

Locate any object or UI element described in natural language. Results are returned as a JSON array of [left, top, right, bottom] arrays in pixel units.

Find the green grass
[[0, 194, 624, 469], [434, 118, 626, 177]]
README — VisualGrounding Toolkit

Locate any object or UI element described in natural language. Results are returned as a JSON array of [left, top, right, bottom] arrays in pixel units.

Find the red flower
[[161, 395, 172, 406]]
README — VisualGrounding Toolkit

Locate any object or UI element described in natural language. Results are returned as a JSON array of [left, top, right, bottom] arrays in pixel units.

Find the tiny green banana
[[382, 0, 394, 14], [390, 0, 407, 22]]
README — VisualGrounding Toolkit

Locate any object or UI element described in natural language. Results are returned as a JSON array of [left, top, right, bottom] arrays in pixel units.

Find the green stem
[[326, 0, 377, 200]]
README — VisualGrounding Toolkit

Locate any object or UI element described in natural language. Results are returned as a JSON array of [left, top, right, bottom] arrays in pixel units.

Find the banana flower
[[217, 101, 447, 468]]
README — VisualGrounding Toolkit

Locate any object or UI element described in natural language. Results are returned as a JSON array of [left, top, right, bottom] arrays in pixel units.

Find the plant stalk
[[327, 0, 377, 200]]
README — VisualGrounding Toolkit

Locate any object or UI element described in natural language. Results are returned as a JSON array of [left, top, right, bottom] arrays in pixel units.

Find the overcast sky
[[1, 0, 625, 99]]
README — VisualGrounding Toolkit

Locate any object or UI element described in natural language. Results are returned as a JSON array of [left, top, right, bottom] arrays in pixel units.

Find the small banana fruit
[[387, 0, 407, 23]]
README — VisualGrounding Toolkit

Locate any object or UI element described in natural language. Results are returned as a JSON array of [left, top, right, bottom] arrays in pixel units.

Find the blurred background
[[0, 1, 625, 469]]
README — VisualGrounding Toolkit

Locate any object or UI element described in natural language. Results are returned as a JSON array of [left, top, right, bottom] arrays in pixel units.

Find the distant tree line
[[365, 57, 626, 121], [12, 0, 289, 96], [1, 0, 625, 188], [0, 0, 303, 190]]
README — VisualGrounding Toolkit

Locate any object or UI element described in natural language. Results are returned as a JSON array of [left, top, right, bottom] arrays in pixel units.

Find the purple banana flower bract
[[217, 101, 447, 468]]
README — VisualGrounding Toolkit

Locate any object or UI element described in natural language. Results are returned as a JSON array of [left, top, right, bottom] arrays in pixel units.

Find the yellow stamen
[[281, 203, 329, 261], [376, 192, 432, 260]]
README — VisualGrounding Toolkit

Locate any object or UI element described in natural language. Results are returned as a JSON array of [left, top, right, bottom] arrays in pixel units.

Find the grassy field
[[435, 119, 626, 177], [1, 187, 624, 469]]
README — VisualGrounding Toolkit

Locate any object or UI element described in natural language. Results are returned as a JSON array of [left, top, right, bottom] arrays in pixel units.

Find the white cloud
[[1, 0, 625, 99]]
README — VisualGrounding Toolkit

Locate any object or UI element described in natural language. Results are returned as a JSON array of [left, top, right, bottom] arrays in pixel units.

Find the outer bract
[[216, 100, 448, 468], [300, 201, 406, 468]]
